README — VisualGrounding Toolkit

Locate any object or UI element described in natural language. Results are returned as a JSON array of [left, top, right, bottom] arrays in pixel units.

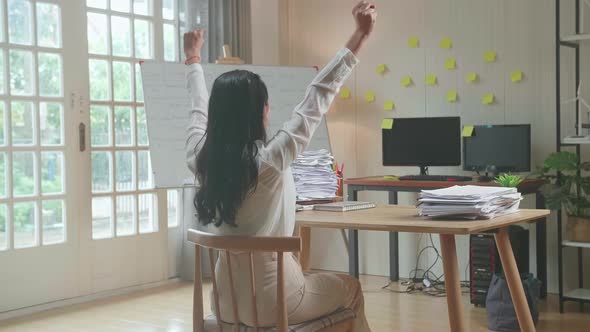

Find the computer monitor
[[382, 116, 461, 175], [463, 124, 531, 174]]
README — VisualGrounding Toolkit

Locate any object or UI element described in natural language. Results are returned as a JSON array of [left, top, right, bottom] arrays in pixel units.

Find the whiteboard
[[141, 62, 331, 188]]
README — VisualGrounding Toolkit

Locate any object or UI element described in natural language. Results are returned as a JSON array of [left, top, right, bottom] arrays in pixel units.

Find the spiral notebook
[[313, 201, 376, 212]]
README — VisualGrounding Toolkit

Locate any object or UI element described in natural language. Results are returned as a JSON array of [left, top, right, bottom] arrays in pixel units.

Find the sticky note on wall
[[383, 100, 395, 111], [381, 118, 394, 129], [446, 90, 458, 103], [444, 58, 456, 70], [340, 87, 351, 99], [462, 125, 474, 137], [466, 72, 478, 83], [408, 36, 419, 48], [376, 64, 387, 74], [440, 37, 453, 49], [484, 51, 497, 63], [400, 76, 413, 87], [511, 70, 523, 82], [365, 91, 375, 103], [482, 93, 495, 105], [426, 74, 437, 85]]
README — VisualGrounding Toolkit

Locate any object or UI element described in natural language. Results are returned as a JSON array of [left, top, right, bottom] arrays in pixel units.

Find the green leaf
[[543, 152, 579, 172]]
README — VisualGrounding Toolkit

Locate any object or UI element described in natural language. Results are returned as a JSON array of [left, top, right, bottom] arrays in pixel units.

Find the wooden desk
[[343, 176, 548, 297], [296, 206, 550, 332]]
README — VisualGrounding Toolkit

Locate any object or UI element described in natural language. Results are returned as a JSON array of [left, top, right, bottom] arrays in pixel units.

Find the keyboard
[[398, 175, 473, 182]]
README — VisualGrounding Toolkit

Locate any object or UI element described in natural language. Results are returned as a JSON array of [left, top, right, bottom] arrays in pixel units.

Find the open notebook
[[314, 201, 376, 212]]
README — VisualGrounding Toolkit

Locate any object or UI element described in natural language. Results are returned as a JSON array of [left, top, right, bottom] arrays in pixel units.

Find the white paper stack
[[292, 149, 339, 201], [418, 185, 522, 219]]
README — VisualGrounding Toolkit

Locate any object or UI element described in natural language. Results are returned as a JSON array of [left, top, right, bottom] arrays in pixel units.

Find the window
[[1, 0, 66, 250]]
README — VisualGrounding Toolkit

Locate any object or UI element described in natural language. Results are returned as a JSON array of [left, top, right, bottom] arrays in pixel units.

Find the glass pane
[[11, 101, 35, 146], [13, 152, 36, 197], [89, 59, 110, 101], [38, 53, 63, 97], [116, 151, 135, 191], [90, 105, 111, 147], [87, 13, 108, 55], [0, 205, 6, 250], [42, 200, 65, 245], [114, 106, 134, 146], [133, 0, 151, 15], [138, 150, 153, 189], [87, 0, 107, 9], [40, 102, 64, 146], [0, 153, 5, 198], [113, 61, 132, 101], [163, 23, 177, 62], [0, 53, 5, 94], [116, 195, 135, 236], [135, 63, 143, 102], [14, 201, 37, 248], [163, 0, 174, 20], [36, 2, 61, 48], [136, 106, 148, 145], [9, 50, 34, 96], [0, 102, 5, 145], [0, 1, 4, 43], [111, 0, 131, 13], [8, 0, 33, 45], [134, 19, 152, 59], [111, 16, 131, 57], [41, 151, 64, 195], [92, 196, 113, 239], [167, 189, 179, 227], [139, 193, 157, 233], [92, 151, 112, 193]]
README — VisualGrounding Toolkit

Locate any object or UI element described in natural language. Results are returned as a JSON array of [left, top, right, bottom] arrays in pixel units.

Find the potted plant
[[536, 151, 590, 242], [494, 173, 524, 188]]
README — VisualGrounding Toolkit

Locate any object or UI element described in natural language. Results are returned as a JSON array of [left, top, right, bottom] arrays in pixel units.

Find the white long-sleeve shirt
[[185, 48, 358, 237]]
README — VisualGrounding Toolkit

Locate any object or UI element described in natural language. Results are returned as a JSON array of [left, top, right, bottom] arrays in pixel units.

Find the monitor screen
[[382, 117, 461, 167], [463, 124, 531, 173]]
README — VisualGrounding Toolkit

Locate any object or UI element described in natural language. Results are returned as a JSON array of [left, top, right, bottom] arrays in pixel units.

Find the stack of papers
[[292, 149, 339, 201], [418, 185, 522, 219]]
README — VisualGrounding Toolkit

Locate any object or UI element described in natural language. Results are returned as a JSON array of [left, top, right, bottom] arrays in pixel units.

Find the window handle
[[79, 123, 86, 152]]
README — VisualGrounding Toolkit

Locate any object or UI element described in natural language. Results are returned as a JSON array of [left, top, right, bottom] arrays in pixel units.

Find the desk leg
[[536, 192, 547, 299], [388, 191, 400, 282], [299, 226, 311, 272], [348, 187, 360, 278], [440, 234, 466, 332], [495, 227, 536, 332]]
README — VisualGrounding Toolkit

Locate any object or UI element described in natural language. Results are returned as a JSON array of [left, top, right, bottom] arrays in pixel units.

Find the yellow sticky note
[[340, 87, 351, 99], [365, 90, 375, 103], [381, 118, 394, 130], [484, 51, 497, 63], [383, 175, 398, 180], [482, 93, 495, 105], [511, 70, 523, 83], [426, 74, 437, 85], [446, 90, 458, 103], [439, 37, 453, 49], [466, 72, 478, 83], [401, 76, 413, 87], [445, 58, 456, 70], [462, 125, 474, 137], [408, 36, 419, 48], [383, 100, 395, 111], [376, 64, 387, 74]]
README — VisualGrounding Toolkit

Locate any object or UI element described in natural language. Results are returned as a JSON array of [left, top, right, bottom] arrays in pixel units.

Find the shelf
[[563, 288, 590, 301], [562, 240, 590, 248], [561, 139, 590, 145], [561, 34, 590, 43]]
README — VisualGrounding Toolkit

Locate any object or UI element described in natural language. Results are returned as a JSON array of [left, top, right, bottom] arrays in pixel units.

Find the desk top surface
[[344, 176, 545, 192], [295, 205, 550, 235]]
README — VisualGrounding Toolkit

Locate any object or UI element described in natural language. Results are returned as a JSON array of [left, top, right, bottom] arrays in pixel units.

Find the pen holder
[[336, 171, 343, 197]]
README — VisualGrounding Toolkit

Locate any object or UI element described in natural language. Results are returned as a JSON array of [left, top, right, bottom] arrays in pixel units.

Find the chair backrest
[[187, 229, 301, 332]]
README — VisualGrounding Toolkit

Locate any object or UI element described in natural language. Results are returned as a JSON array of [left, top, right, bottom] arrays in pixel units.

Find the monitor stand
[[419, 166, 429, 176]]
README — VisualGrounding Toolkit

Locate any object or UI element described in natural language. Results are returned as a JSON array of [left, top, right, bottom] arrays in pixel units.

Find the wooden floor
[[0, 275, 589, 331]]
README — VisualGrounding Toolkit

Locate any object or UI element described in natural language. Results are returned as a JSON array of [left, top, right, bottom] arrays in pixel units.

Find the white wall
[[251, 0, 590, 294]]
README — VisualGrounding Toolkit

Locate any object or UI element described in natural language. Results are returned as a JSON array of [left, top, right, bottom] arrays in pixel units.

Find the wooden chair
[[187, 229, 355, 332]]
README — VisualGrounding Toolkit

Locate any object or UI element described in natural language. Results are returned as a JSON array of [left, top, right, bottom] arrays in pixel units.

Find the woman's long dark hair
[[194, 70, 268, 227]]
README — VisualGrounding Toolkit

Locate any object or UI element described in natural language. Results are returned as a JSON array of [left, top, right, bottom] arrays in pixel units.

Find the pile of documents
[[418, 185, 522, 219], [292, 149, 339, 201]]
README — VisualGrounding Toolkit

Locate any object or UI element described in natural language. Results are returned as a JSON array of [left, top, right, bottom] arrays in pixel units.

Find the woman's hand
[[184, 29, 205, 65], [346, 1, 377, 56]]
